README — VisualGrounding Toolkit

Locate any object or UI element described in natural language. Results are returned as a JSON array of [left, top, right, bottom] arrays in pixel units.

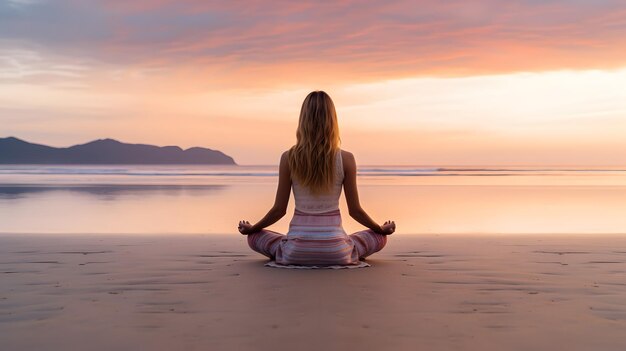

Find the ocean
[[1, 165, 626, 235]]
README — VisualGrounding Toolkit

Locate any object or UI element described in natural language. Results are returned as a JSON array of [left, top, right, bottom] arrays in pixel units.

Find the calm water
[[1, 165, 626, 235]]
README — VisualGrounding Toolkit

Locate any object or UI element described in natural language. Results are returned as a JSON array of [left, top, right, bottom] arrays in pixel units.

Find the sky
[[1, 0, 625, 165]]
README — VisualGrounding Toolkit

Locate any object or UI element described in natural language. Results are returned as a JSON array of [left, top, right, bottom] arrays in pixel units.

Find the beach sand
[[1, 233, 625, 351]]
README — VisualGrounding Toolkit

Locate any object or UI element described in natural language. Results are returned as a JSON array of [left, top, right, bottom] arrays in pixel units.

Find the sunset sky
[[1, 0, 625, 165]]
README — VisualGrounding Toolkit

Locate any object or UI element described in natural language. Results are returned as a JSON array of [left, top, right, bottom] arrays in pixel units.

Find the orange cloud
[[2, 0, 626, 85]]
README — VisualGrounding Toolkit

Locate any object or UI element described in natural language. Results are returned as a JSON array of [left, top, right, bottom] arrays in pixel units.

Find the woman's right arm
[[342, 151, 394, 235]]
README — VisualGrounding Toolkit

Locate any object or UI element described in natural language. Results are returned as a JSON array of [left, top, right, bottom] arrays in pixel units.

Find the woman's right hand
[[378, 220, 396, 235], [238, 220, 255, 235]]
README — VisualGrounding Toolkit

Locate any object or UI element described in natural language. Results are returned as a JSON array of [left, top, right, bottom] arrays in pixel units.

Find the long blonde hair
[[288, 91, 341, 195]]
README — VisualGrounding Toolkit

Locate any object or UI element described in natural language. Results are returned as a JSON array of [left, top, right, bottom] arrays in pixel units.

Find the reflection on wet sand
[[0, 184, 227, 200]]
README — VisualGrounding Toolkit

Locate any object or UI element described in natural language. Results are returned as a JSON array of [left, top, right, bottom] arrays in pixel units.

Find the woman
[[238, 91, 395, 266]]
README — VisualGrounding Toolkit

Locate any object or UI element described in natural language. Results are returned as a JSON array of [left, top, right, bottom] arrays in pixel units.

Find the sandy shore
[[1, 233, 625, 351]]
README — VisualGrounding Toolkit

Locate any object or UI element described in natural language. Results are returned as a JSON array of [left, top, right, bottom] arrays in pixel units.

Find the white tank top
[[291, 149, 344, 214]]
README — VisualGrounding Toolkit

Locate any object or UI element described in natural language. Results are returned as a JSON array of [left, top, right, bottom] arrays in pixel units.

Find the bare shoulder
[[281, 149, 293, 171], [340, 149, 355, 162], [279, 150, 291, 168], [340, 150, 356, 172]]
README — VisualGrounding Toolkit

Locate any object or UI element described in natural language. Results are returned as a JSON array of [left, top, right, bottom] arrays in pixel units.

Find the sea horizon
[[2, 164, 626, 236]]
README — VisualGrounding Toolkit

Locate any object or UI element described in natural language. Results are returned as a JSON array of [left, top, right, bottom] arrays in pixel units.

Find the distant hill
[[0, 137, 237, 165]]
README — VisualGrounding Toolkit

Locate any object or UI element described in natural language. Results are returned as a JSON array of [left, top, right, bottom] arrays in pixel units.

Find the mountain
[[0, 137, 237, 165]]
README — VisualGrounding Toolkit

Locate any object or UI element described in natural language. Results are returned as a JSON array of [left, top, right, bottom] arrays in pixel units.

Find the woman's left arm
[[240, 151, 291, 234]]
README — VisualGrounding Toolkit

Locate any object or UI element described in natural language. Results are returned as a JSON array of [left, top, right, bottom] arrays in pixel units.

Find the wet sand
[[1, 233, 625, 351]]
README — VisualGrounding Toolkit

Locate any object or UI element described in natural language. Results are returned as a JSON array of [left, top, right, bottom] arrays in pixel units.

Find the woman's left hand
[[238, 220, 255, 235], [379, 220, 396, 235]]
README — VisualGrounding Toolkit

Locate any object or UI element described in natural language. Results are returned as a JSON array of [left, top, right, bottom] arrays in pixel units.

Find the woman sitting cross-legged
[[237, 90, 395, 266]]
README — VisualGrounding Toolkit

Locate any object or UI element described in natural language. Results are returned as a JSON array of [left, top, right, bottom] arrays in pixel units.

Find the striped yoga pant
[[247, 209, 387, 265]]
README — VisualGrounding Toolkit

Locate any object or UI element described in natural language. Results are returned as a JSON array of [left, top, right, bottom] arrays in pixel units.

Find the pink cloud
[[2, 0, 626, 82]]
